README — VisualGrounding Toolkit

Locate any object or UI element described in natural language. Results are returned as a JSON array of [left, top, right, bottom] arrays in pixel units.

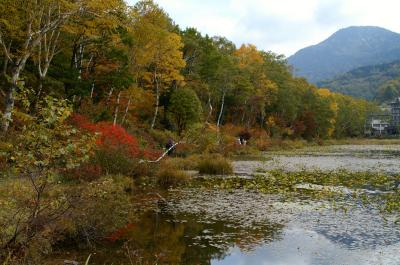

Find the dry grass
[[156, 162, 191, 188], [198, 155, 233, 175]]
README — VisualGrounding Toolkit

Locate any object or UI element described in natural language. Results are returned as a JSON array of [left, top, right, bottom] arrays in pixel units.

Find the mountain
[[317, 60, 400, 100], [288, 26, 400, 83]]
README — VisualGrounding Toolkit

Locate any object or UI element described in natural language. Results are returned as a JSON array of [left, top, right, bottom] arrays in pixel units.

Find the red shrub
[[95, 122, 140, 157], [70, 114, 140, 158]]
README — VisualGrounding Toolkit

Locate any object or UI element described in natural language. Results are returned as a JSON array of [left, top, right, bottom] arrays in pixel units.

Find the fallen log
[[139, 142, 180, 164]]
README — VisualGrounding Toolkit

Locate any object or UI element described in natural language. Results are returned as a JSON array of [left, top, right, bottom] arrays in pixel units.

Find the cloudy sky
[[126, 0, 400, 57]]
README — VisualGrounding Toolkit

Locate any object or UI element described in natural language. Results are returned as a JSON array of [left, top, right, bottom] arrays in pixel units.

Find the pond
[[51, 145, 400, 265], [234, 144, 400, 175]]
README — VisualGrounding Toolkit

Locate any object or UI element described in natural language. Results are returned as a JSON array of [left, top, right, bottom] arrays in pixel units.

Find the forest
[[0, 0, 386, 264], [0, 0, 376, 139], [318, 59, 400, 102]]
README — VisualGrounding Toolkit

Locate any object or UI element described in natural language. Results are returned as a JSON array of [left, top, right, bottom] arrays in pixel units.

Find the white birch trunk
[[121, 99, 131, 125], [217, 90, 226, 127], [113, 92, 121, 126], [151, 70, 160, 129]]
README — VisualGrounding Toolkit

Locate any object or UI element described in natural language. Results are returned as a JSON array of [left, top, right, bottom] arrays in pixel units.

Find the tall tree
[[210, 37, 237, 128], [130, 0, 185, 129], [0, 0, 74, 133], [62, 0, 128, 98], [168, 87, 202, 135], [233, 44, 277, 127]]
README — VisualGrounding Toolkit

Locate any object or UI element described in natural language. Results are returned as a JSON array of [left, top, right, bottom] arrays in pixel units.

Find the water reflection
[[114, 210, 284, 265], [55, 192, 399, 265], [165, 188, 400, 265], [213, 227, 400, 265], [88, 205, 399, 265]]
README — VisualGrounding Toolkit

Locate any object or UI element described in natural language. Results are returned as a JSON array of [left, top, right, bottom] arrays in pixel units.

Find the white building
[[370, 119, 389, 135]]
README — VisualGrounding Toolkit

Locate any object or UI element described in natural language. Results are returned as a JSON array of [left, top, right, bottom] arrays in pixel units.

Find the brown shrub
[[63, 163, 103, 182], [173, 142, 196, 157], [131, 162, 157, 178]]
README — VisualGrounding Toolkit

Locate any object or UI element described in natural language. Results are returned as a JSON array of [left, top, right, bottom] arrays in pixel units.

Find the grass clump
[[156, 162, 191, 188], [166, 155, 201, 170], [198, 155, 233, 175]]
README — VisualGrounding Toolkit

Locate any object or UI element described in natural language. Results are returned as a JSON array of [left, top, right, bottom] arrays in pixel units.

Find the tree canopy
[[0, 0, 376, 139]]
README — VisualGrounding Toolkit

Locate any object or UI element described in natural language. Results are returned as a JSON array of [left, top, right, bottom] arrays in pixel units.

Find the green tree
[[168, 88, 202, 135]]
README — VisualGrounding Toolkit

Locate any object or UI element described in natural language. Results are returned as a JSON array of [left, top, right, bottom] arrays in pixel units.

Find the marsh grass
[[198, 155, 233, 175], [165, 155, 201, 171], [156, 163, 191, 188]]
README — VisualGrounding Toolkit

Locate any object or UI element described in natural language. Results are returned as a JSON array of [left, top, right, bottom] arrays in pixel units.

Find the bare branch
[[28, 173, 40, 196], [0, 31, 13, 63], [49, 30, 61, 61]]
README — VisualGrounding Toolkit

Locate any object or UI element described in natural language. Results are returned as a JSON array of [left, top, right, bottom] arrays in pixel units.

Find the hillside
[[318, 60, 400, 100], [288, 26, 400, 83]]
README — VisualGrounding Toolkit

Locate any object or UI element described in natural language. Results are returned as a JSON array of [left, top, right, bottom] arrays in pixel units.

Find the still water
[[54, 145, 400, 265], [234, 144, 400, 175]]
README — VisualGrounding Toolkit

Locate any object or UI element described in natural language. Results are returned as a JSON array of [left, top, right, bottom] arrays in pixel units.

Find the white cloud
[[126, 0, 400, 57]]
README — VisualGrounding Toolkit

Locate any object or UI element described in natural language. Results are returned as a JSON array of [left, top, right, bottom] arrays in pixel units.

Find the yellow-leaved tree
[[130, 0, 186, 129], [234, 44, 278, 127], [317, 88, 338, 137]]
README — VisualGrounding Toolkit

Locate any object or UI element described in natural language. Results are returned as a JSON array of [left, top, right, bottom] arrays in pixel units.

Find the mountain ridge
[[288, 26, 400, 83]]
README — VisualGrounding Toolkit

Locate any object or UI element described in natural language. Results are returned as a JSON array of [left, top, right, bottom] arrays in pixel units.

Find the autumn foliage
[[70, 114, 160, 160]]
